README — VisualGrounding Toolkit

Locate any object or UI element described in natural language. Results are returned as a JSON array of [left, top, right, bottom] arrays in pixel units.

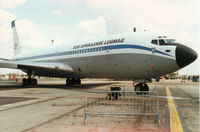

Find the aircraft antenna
[[133, 27, 136, 32], [51, 40, 54, 46]]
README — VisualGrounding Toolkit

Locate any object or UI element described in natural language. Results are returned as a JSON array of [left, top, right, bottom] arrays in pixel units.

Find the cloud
[[85, 0, 197, 29], [0, 9, 16, 43], [0, 10, 48, 58], [58, 0, 81, 4], [16, 19, 48, 49], [78, 16, 107, 40], [0, 9, 16, 59], [83, 0, 199, 75], [52, 9, 63, 17], [0, 0, 26, 9], [0, 0, 199, 75]]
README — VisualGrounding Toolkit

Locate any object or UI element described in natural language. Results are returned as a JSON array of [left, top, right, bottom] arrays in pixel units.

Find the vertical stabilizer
[[11, 20, 21, 55]]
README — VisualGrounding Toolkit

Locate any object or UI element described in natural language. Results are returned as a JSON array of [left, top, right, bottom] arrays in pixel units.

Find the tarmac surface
[[0, 79, 199, 132]]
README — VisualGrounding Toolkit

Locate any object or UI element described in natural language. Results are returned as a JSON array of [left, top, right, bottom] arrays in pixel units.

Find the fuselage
[[12, 32, 197, 80]]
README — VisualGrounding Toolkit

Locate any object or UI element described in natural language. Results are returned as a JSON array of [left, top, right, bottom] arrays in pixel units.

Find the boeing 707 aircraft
[[0, 20, 198, 91]]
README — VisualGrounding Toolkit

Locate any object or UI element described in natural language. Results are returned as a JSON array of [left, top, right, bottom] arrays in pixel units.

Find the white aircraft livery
[[0, 20, 198, 91]]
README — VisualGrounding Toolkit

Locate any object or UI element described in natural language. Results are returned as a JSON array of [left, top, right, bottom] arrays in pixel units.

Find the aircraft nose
[[176, 44, 198, 68]]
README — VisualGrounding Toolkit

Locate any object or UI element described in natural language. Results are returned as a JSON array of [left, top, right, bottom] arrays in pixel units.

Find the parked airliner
[[0, 20, 197, 91]]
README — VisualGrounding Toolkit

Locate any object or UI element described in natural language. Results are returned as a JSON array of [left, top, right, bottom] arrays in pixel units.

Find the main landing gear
[[22, 71, 37, 86], [22, 78, 37, 86], [66, 78, 81, 85], [134, 83, 149, 92]]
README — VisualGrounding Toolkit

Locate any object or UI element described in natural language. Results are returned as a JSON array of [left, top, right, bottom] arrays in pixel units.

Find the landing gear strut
[[135, 83, 149, 92], [22, 71, 37, 86], [66, 78, 81, 85]]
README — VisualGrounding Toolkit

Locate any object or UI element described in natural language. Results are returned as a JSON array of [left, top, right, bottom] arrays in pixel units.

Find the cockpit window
[[165, 39, 176, 44], [159, 39, 165, 45], [151, 39, 177, 46], [151, 40, 158, 45]]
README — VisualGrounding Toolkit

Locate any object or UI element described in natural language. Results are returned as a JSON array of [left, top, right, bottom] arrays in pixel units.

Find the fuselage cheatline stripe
[[13, 44, 172, 61]]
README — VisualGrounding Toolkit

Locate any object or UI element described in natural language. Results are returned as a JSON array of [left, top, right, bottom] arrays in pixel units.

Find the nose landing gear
[[135, 83, 149, 92]]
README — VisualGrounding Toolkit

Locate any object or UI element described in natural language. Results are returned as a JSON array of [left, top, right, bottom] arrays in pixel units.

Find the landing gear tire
[[143, 84, 149, 91], [22, 78, 27, 86], [135, 83, 142, 91], [135, 83, 149, 94], [32, 78, 37, 85], [22, 78, 37, 86], [66, 78, 71, 85], [66, 78, 81, 85]]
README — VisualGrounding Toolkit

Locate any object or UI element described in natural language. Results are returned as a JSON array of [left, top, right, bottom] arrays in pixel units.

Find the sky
[[0, 0, 199, 75]]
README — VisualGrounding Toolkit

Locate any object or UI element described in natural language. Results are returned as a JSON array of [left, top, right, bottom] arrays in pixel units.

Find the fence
[[84, 91, 160, 124]]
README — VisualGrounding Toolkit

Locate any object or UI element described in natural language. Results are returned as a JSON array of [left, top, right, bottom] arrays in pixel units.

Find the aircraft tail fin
[[11, 20, 21, 56]]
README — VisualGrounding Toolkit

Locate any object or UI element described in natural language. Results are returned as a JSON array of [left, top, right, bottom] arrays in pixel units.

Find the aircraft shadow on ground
[[0, 82, 25, 91], [38, 82, 115, 89], [0, 82, 116, 91]]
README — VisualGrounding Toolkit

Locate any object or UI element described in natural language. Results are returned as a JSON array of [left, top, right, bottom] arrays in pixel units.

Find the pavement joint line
[[0, 96, 65, 112], [175, 85, 199, 104], [166, 86, 184, 132], [22, 104, 86, 132], [22, 98, 100, 132], [0, 88, 39, 93], [165, 105, 170, 132]]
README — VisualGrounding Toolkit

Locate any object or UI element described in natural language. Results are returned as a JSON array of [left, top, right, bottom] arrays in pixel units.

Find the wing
[[0, 60, 74, 78]]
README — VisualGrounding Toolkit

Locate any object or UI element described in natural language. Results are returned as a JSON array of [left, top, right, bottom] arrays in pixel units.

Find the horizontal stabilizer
[[0, 60, 18, 69]]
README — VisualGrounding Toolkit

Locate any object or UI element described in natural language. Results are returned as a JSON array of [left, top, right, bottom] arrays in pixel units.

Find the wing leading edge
[[0, 60, 74, 78]]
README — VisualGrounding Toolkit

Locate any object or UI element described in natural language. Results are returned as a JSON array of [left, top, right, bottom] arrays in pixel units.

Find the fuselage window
[[159, 39, 165, 45], [151, 40, 158, 45]]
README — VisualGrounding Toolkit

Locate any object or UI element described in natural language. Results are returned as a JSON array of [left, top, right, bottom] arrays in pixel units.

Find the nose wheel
[[135, 83, 149, 92]]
